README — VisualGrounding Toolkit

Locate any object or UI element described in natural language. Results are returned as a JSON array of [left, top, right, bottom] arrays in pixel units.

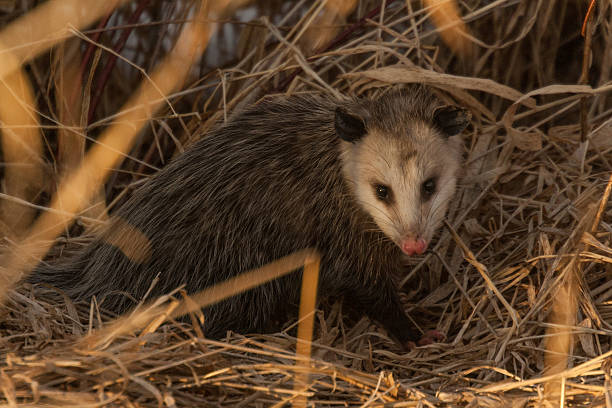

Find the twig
[[276, 1, 396, 92], [579, 0, 595, 142]]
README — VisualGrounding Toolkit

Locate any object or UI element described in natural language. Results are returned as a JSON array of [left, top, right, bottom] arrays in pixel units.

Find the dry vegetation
[[1, 0, 612, 406]]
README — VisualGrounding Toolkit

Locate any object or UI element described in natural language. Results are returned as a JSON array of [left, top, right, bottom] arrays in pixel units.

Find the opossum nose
[[400, 237, 428, 255]]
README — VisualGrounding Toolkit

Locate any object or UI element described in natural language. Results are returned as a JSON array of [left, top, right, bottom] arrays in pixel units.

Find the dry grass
[[1, 0, 612, 406]]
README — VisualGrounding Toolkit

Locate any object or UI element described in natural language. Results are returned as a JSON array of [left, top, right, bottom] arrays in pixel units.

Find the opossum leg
[[417, 329, 445, 345], [340, 276, 420, 346], [201, 278, 300, 339]]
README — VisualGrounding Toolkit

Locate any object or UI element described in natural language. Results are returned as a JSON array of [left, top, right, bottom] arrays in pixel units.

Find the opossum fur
[[30, 86, 470, 344]]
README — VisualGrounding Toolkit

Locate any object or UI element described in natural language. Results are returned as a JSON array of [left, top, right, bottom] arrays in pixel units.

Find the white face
[[341, 121, 461, 255]]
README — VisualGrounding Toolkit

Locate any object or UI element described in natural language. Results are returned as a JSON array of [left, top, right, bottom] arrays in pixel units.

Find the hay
[[1, 0, 612, 406]]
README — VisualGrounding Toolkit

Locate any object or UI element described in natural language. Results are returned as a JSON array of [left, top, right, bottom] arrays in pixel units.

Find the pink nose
[[400, 238, 428, 255]]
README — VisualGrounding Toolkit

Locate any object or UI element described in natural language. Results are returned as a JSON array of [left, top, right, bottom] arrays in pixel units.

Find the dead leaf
[[344, 65, 536, 107], [508, 128, 543, 151]]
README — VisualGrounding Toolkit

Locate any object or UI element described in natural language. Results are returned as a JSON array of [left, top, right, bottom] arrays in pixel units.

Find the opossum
[[30, 86, 469, 345]]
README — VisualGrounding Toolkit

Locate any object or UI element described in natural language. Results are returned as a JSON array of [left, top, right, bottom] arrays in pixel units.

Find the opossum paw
[[417, 330, 445, 346], [404, 330, 444, 350]]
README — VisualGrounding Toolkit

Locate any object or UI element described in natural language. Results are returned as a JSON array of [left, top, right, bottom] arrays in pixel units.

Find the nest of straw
[[1, 0, 612, 406]]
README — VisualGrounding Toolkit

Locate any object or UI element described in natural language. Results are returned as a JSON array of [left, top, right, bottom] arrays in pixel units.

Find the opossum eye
[[374, 184, 390, 202], [421, 178, 437, 199]]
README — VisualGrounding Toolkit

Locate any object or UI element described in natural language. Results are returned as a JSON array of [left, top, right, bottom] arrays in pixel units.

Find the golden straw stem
[[0, 66, 43, 238], [0, 0, 129, 80], [292, 253, 321, 408]]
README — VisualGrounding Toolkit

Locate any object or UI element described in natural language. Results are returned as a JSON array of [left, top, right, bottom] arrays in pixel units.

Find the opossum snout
[[400, 237, 428, 256]]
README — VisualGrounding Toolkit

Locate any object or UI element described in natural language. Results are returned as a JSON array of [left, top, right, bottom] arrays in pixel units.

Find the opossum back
[[29, 94, 356, 316]]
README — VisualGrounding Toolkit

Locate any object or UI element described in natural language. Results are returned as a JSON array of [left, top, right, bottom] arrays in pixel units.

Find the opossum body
[[31, 87, 469, 344]]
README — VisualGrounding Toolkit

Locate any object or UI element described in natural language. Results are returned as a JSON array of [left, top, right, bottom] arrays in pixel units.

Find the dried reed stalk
[[0, 65, 43, 238]]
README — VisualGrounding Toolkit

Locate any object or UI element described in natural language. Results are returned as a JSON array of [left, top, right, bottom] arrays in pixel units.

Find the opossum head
[[338, 88, 469, 256]]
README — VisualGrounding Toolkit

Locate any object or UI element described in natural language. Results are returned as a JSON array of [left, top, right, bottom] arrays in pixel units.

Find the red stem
[[70, 12, 113, 106], [88, 0, 152, 124]]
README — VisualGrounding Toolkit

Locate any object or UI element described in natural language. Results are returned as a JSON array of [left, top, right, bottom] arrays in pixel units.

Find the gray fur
[[30, 86, 465, 343]]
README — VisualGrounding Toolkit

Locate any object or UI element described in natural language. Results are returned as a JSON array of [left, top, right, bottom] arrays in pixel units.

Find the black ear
[[433, 106, 471, 138], [335, 107, 366, 143]]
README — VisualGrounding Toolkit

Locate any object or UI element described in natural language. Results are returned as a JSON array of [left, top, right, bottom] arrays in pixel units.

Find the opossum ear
[[335, 107, 366, 143], [433, 106, 471, 138]]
